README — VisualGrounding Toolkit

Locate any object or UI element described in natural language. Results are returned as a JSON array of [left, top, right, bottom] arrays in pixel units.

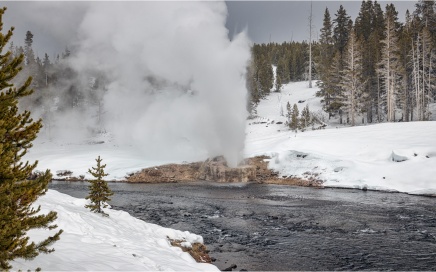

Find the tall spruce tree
[[289, 103, 300, 132], [0, 7, 62, 270], [340, 28, 366, 126], [317, 7, 335, 101], [85, 156, 113, 216], [378, 4, 402, 122], [333, 5, 351, 61]]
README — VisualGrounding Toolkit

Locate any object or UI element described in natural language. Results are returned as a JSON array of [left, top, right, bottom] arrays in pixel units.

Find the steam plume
[[15, 1, 251, 167]]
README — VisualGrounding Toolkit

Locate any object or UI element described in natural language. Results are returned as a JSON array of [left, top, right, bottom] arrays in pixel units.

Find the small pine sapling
[[85, 156, 113, 216], [289, 103, 300, 132], [300, 105, 311, 131]]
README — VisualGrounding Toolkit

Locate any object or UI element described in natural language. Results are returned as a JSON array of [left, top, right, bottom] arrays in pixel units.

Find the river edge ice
[[10, 190, 219, 271]]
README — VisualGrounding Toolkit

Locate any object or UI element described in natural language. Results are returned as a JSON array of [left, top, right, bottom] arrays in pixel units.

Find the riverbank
[[10, 190, 219, 271], [49, 181, 436, 271]]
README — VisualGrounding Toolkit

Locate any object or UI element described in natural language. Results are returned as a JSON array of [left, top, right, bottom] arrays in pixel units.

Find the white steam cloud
[[16, 2, 251, 167]]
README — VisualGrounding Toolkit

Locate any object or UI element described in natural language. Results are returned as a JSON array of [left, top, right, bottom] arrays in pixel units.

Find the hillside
[[245, 80, 436, 195]]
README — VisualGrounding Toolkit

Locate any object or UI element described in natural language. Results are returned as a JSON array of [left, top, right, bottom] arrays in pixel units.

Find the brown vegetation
[[168, 238, 212, 263]]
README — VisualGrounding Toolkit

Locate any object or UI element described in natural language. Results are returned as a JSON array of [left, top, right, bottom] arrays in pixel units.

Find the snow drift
[[11, 190, 219, 271]]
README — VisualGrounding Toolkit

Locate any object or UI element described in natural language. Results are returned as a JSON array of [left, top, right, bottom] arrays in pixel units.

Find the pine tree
[[286, 101, 292, 124], [378, 4, 402, 122], [275, 73, 282, 92], [0, 7, 62, 269], [333, 5, 351, 60], [411, 26, 434, 121], [300, 104, 311, 131], [24, 30, 34, 66], [289, 103, 300, 132], [340, 28, 367, 126], [318, 7, 334, 81], [85, 156, 113, 216]]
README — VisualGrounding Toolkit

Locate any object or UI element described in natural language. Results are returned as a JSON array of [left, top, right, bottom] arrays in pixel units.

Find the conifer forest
[[247, 1, 435, 125], [6, 1, 435, 132]]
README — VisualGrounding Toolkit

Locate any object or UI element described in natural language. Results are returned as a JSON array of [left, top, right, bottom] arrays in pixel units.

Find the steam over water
[[9, 1, 251, 166]]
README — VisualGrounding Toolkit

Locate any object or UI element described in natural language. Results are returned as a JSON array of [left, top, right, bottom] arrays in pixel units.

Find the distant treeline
[[9, 31, 106, 138], [247, 0, 436, 125]]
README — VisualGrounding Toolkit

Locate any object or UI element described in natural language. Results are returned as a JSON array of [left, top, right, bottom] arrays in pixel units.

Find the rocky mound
[[126, 155, 323, 187]]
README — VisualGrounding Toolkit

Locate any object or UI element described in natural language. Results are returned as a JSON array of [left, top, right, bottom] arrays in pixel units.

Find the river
[[49, 181, 436, 271]]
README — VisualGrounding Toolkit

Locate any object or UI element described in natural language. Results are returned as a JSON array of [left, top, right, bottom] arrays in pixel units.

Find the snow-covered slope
[[11, 190, 219, 271], [245, 81, 436, 195]]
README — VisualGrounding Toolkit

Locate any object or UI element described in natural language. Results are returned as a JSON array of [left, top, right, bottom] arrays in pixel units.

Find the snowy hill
[[245, 80, 436, 195], [11, 190, 219, 271]]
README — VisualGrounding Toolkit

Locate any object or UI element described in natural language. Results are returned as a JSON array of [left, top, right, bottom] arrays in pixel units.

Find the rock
[[196, 156, 256, 183], [223, 264, 237, 271], [126, 155, 321, 186]]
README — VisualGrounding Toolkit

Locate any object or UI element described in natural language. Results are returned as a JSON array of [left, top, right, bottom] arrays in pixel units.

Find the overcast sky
[[3, 1, 418, 57], [225, 1, 418, 44]]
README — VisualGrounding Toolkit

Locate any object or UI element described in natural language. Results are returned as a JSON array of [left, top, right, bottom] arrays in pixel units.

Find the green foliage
[[275, 73, 282, 92], [300, 105, 312, 131], [0, 7, 62, 270], [85, 156, 113, 217], [288, 103, 300, 132]]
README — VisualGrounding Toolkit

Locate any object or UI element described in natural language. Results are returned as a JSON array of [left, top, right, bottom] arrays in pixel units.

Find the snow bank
[[11, 190, 219, 271], [245, 81, 436, 194]]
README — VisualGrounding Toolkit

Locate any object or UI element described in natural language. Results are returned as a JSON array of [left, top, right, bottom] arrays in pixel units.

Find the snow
[[16, 79, 436, 270], [26, 80, 436, 195], [11, 190, 219, 271], [28, 132, 206, 181], [245, 80, 436, 195]]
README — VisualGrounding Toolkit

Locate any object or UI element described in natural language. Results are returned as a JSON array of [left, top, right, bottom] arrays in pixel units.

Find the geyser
[[14, 1, 251, 167]]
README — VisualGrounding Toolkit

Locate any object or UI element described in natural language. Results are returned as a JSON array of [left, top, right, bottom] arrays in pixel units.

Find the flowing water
[[50, 181, 436, 271]]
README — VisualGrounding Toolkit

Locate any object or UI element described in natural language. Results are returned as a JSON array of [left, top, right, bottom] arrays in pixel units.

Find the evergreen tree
[[0, 7, 62, 269], [286, 101, 292, 124], [276, 56, 290, 83], [85, 156, 113, 216], [275, 73, 282, 92], [411, 26, 434, 121], [367, 1, 386, 123], [319, 7, 334, 80], [340, 28, 367, 126], [321, 51, 343, 118], [300, 104, 311, 131], [289, 103, 300, 131], [333, 5, 351, 60], [24, 30, 34, 66], [378, 4, 402, 122]]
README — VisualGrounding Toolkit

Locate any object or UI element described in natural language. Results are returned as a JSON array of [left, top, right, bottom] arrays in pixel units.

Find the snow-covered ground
[[17, 79, 436, 270], [245, 80, 436, 195], [26, 80, 436, 194], [11, 190, 219, 271]]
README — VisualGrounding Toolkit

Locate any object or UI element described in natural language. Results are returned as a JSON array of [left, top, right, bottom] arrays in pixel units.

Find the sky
[[3, 1, 418, 57], [225, 1, 418, 44]]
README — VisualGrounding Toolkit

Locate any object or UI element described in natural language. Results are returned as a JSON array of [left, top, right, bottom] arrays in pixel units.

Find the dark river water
[[49, 181, 436, 271]]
